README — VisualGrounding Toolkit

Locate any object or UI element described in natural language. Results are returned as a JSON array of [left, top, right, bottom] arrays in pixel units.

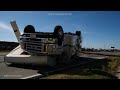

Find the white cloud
[[0, 21, 12, 32], [0, 21, 23, 35]]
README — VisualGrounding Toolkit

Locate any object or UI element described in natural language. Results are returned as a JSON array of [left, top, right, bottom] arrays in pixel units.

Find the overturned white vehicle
[[5, 21, 82, 66]]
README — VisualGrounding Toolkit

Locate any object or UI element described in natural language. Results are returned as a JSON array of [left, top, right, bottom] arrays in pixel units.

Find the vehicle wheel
[[54, 25, 64, 39], [24, 25, 35, 33], [76, 31, 81, 36], [76, 31, 78, 35], [54, 25, 64, 46]]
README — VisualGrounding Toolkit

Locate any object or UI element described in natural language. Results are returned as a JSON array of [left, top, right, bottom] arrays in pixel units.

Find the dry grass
[[106, 56, 120, 75], [41, 67, 112, 79], [41, 74, 110, 79], [41, 56, 120, 79]]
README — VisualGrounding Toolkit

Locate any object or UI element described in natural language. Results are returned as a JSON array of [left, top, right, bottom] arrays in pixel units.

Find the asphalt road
[[0, 52, 9, 56], [0, 55, 54, 79], [0, 62, 39, 79], [84, 51, 120, 56], [80, 53, 108, 59], [0, 52, 9, 62], [0, 55, 39, 79], [0, 56, 4, 62]]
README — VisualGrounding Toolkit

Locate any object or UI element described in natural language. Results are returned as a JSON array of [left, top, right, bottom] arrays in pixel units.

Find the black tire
[[24, 25, 35, 33], [54, 25, 64, 46], [76, 31, 78, 35], [54, 25, 64, 39], [76, 31, 81, 36], [78, 31, 81, 36]]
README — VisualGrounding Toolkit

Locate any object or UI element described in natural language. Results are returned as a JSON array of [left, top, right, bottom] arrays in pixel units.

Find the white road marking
[[21, 74, 43, 79]]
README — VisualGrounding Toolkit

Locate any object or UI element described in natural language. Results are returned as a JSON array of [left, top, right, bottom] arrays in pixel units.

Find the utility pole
[[104, 44, 105, 51]]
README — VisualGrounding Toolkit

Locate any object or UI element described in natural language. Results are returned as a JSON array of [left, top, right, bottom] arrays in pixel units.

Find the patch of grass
[[106, 56, 120, 75], [41, 66, 114, 79], [41, 74, 110, 79], [41, 56, 120, 79]]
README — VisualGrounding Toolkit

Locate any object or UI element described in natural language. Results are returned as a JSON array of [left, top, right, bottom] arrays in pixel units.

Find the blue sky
[[0, 11, 120, 49]]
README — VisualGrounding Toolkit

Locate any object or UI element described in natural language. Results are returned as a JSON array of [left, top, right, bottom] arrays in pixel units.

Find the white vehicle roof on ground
[[5, 21, 82, 66]]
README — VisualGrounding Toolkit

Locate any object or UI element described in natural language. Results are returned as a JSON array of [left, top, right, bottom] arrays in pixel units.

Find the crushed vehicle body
[[5, 21, 82, 66]]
